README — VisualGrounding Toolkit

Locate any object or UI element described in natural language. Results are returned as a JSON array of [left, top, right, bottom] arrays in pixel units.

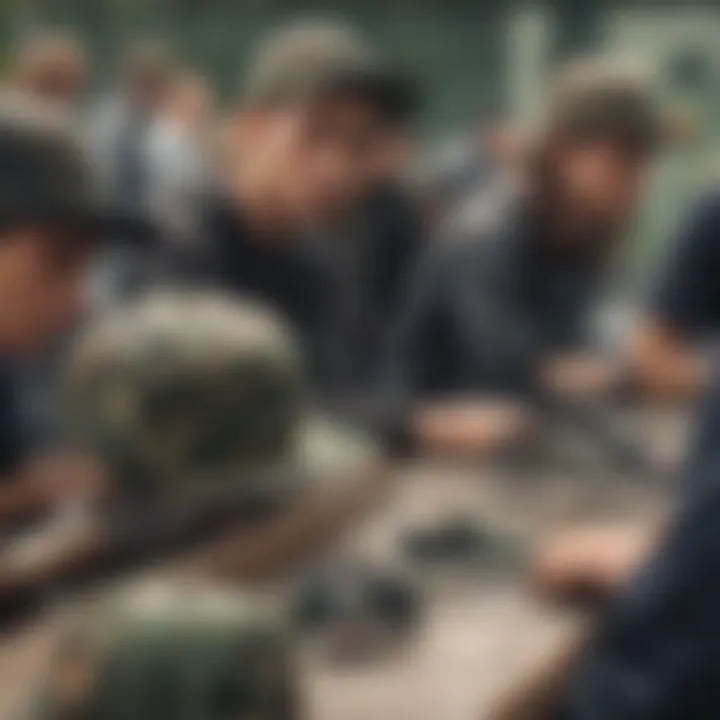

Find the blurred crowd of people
[[3, 15, 720, 720]]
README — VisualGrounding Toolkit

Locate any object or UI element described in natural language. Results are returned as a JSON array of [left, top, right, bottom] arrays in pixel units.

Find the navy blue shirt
[[650, 189, 720, 495], [383, 189, 601, 402], [563, 189, 720, 718], [0, 359, 36, 478], [166, 197, 333, 383], [650, 189, 720, 338], [563, 473, 720, 720]]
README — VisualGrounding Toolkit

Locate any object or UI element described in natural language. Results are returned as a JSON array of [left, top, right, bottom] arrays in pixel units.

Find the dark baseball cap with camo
[[62, 290, 378, 505], [0, 94, 154, 240], [243, 20, 421, 123]]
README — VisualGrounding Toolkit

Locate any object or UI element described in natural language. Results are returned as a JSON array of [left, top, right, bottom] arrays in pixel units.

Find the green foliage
[[4, 0, 509, 129]]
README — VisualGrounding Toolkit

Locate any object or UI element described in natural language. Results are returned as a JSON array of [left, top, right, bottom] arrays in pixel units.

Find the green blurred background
[[2, 0, 720, 265]]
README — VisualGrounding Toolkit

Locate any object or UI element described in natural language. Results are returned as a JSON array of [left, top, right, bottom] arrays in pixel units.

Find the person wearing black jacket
[[320, 85, 425, 393], [382, 60, 666, 457], [0, 99, 152, 525], [165, 21, 419, 392]]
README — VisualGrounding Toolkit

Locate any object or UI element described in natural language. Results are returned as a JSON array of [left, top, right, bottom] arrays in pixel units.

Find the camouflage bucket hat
[[17, 579, 298, 720], [62, 290, 378, 505]]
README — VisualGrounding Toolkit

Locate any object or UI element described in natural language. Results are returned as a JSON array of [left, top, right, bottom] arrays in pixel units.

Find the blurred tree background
[[2, 0, 720, 268], [1, 0, 715, 133], [0, 0, 512, 130]]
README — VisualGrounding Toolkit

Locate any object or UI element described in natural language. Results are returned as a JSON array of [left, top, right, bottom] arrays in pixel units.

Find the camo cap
[[243, 20, 420, 121], [63, 290, 376, 503], [543, 58, 677, 152], [19, 580, 297, 720]]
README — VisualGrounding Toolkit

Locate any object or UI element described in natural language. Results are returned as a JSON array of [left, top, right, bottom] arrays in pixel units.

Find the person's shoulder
[[663, 184, 720, 263], [425, 134, 476, 187], [156, 194, 223, 276], [148, 119, 199, 165], [87, 95, 124, 132], [411, 215, 493, 282], [146, 117, 179, 152], [682, 185, 720, 228], [436, 175, 519, 256]]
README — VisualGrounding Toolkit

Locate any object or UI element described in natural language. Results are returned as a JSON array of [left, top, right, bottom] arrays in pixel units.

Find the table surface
[[303, 455, 670, 720], [0, 410, 686, 720]]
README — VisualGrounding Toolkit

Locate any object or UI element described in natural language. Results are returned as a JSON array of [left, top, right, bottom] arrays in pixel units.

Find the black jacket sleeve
[[563, 471, 720, 720], [649, 189, 720, 338]]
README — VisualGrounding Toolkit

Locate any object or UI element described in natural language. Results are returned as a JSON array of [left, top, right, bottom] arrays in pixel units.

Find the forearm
[[636, 350, 709, 401], [410, 399, 533, 458], [317, 389, 533, 461], [632, 324, 711, 402], [531, 518, 666, 607]]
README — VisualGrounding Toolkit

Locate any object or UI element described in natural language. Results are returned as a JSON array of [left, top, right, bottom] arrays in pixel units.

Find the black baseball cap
[[0, 97, 155, 241]]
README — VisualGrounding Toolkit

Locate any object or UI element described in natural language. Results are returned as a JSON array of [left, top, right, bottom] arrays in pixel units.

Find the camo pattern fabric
[[19, 580, 299, 720], [244, 21, 378, 106], [63, 290, 306, 500]]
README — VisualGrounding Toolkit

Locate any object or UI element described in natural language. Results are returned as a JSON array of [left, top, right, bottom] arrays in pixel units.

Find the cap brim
[[0, 203, 158, 246]]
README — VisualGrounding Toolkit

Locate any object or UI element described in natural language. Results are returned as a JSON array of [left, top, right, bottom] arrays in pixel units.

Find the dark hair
[[372, 70, 423, 126]]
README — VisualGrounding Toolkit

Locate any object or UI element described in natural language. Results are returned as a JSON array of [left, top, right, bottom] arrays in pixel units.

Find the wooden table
[[303, 459, 669, 720], [0, 407, 685, 719]]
